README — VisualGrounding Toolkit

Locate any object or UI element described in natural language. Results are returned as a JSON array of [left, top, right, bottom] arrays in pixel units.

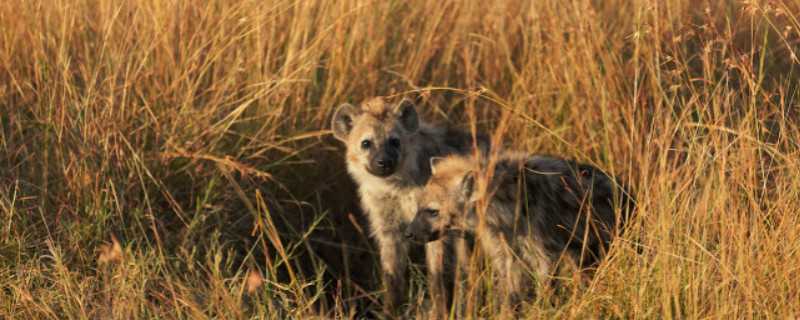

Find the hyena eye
[[389, 138, 401, 147], [426, 209, 439, 217], [361, 140, 372, 149]]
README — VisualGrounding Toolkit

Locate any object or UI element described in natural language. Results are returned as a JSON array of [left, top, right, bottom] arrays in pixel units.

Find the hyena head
[[331, 97, 419, 178], [405, 156, 476, 243]]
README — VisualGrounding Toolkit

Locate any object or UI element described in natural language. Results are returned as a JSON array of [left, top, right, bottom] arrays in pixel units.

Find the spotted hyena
[[405, 153, 634, 305], [331, 97, 487, 313]]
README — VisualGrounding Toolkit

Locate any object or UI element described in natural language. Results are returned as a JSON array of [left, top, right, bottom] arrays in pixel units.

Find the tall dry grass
[[1, 0, 799, 318]]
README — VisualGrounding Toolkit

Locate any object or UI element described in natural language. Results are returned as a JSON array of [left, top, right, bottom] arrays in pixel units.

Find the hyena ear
[[460, 170, 475, 201], [430, 157, 445, 175], [395, 98, 419, 133], [331, 103, 361, 141]]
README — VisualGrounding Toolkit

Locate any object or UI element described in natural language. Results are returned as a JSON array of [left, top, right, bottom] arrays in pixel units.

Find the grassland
[[1, 0, 799, 318]]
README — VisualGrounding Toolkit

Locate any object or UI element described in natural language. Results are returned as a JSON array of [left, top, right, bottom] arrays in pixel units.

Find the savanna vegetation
[[1, 0, 799, 318]]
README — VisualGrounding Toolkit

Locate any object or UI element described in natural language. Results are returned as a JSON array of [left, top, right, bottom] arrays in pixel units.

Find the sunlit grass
[[1, 0, 799, 318]]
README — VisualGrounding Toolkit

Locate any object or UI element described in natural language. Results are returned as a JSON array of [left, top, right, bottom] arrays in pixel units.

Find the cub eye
[[361, 140, 372, 149], [426, 209, 439, 217], [389, 138, 401, 147]]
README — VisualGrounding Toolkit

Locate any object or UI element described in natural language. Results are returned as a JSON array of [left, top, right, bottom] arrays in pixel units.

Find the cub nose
[[404, 228, 414, 240], [376, 157, 394, 168]]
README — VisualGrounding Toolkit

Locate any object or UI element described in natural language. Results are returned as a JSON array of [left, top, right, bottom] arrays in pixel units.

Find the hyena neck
[[462, 200, 519, 237], [389, 122, 480, 188], [462, 205, 479, 233], [469, 155, 551, 233], [392, 135, 429, 186], [461, 166, 524, 233]]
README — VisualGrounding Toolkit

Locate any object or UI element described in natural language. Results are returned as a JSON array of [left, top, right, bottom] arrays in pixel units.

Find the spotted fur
[[406, 153, 634, 305], [331, 97, 487, 314]]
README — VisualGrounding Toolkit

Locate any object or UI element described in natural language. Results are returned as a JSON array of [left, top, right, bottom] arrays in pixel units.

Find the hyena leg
[[500, 255, 525, 307], [451, 236, 471, 310], [533, 257, 555, 296], [427, 236, 471, 318], [425, 238, 450, 317], [527, 243, 555, 293], [378, 231, 410, 310]]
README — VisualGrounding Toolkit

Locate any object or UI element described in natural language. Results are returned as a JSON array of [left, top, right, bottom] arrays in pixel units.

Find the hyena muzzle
[[331, 97, 487, 314], [405, 154, 634, 305]]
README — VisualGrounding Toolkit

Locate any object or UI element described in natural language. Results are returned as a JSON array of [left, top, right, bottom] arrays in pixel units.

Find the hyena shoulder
[[415, 123, 489, 156]]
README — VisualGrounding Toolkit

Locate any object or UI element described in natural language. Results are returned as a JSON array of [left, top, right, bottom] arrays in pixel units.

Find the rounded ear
[[430, 157, 445, 175], [331, 103, 361, 141], [460, 170, 474, 201], [394, 98, 419, 133]]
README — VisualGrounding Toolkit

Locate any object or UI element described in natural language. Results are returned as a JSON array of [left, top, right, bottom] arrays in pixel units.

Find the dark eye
[[426, 209, 439, 217], [361, 140, 371, 149], [389, 138, 401, 147]]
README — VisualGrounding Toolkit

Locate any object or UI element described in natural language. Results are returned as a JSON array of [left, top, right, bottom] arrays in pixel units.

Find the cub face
[[405, 157, 475, 243], [331, 98, 419, 178]]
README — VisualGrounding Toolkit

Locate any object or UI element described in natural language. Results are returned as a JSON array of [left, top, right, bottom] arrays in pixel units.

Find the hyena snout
[[367, 148, 399, 177], [372, 156, 395, 172], [404, 223, 427, 243], [405, 215, 440, 243], [369, 158, 395, 177], [403, 228, 414, 240]]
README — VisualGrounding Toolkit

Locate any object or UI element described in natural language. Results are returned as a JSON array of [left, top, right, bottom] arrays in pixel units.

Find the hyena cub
[[405, 153, 634, 304], [331, 97, 486, 312]]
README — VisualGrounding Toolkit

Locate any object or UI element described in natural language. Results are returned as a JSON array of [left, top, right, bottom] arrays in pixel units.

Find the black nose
[[404, 229, 414, 239], [376, 158, 394, 168]]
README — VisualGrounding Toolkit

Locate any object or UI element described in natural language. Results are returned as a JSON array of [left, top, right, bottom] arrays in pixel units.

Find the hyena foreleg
[[377, 230, 410, 310], [426, 236, 470, 318], [425, 239, 448, 317]]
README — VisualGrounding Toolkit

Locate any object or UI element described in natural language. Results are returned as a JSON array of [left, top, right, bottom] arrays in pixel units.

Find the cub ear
[[430, 157, 445, 175], [331, 103, 361, 141], [394, 98, 419, 133], [460, 170, 474, 201]]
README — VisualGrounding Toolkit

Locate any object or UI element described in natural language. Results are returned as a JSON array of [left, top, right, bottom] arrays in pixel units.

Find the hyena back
[[331, 97, 485, 312], [406, 153, 634, 304]]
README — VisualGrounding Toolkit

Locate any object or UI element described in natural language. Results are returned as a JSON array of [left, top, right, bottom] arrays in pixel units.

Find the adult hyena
[[405, 153, 634, 305], [331, 97, 486, 313]]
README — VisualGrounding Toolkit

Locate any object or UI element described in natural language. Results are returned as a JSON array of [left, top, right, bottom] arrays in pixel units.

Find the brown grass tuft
[[97, 233, 124, 265], [1, 0, 798, 318], [246, 269, 264, 295]]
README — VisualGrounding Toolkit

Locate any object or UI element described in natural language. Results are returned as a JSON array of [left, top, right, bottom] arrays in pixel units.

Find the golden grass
[[1, 0, 799, 318]]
